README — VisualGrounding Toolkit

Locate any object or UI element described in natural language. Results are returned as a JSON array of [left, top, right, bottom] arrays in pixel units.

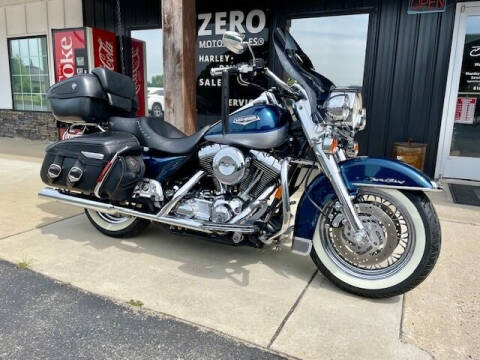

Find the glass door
[[130, 28, 164, 117], [440, 4, 480, 180]]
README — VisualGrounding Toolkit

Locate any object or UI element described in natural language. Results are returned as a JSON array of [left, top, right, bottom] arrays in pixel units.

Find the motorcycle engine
[[212, 146, 248, 186], [174, 144, 281, 224]]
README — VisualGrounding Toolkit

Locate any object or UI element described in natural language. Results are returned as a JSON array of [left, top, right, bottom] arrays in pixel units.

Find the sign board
[[131, 39, 148, 116], [52, 28, 88, 82], [196, 9, 269, 128], [408, 0, 446, 14], [86, 27, 118, 71], [460, 37, 480, 92], [455, 97, 476, 124]]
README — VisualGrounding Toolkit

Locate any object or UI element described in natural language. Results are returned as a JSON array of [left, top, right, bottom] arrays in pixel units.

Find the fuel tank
[[204, 104, 289, 149]]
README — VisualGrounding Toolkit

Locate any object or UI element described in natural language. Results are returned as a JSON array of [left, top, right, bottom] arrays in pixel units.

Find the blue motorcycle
[[39, 28, 441, 298]]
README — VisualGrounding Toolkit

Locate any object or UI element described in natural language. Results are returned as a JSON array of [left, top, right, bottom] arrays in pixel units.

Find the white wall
[[0, 0, 83, 109]]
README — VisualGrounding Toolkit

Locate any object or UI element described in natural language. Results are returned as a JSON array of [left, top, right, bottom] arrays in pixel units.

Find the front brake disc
[[329, 203, 399, 267]]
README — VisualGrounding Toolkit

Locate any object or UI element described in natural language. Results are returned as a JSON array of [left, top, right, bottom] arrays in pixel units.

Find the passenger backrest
[[92, 68, 138, 115]]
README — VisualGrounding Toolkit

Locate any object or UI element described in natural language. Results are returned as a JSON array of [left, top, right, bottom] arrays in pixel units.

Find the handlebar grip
[[210, 66, 235, 77], [210, 67, 224, 77]]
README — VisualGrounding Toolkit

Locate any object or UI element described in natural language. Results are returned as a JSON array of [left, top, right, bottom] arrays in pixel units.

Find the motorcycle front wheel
[[311, 188, 441, 298]]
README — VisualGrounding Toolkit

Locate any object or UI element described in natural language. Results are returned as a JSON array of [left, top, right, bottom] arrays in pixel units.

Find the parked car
[[148, 88, 164, 117]]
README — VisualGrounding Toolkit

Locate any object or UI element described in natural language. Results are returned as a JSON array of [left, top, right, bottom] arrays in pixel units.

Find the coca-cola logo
[[131, 47, 141, 94], [59, 36, 75, 81], [61, 128, 84, 140], [97, 38, 115, 70]]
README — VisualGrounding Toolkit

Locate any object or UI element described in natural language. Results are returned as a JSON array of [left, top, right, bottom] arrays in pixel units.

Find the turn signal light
[[322, 137, 338, 154], [330, 138, 339, 153], [275, 186, 283, 199]]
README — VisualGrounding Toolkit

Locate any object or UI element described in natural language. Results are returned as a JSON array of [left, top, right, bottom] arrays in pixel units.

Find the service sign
[[52, 28, 88, 82], [131, 38, 148, 116], [196, 9, 269, 128], [408, 0, 446, 14], [89, 27, 118, 71]]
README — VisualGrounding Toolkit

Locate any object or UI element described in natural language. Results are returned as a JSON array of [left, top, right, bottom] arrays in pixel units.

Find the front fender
[[293, 157, 439, 244]]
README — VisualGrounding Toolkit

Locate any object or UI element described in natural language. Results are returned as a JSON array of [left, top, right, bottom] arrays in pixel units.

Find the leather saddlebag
[[40, 131, 144, 201]]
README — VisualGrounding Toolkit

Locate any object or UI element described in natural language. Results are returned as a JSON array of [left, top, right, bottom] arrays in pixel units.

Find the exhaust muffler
[[38, 187, 257, 234]]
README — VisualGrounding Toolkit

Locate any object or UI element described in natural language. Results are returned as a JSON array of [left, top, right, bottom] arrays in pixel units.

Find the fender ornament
[[369, 177, 406, 185]]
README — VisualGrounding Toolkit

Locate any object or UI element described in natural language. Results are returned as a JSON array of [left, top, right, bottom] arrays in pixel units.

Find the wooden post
[[162, 0, 197, 135]]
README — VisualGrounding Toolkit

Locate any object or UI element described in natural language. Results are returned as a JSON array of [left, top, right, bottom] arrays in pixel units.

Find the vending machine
[[131, 38, 147, 117], [52, 27, 118, 81]]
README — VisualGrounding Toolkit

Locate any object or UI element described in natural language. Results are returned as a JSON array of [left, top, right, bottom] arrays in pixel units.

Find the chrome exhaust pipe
[[38, 187, 257, 234]]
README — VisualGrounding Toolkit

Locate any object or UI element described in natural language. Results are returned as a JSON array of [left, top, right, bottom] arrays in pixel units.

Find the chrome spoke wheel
[[97, 212, 134, 225], [319, 189, 415, 280]]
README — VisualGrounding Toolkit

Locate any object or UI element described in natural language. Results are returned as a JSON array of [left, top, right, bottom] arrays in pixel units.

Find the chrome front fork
[[291, 89, 367, 244], [314, 146, 367, 240]]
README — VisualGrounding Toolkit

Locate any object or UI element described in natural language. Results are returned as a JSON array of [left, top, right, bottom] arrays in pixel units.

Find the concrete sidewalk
[[0, 137, 478, 359]]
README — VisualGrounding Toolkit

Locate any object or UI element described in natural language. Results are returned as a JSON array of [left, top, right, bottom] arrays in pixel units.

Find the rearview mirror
[[223, 31, 247, 54]]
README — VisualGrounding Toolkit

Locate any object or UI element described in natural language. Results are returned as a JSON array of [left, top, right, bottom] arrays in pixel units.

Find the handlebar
[[264, 68, 299, 98], [210, 64, 302, 100], [210, 64, 254, 77]]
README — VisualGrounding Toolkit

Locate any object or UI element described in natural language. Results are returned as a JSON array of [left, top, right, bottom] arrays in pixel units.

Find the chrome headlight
[[325, 89, 366, 132]]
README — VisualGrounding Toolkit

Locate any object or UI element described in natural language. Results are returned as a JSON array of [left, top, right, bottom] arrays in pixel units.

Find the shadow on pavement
[[35, 202, 82, 229], [39, 213, 317, 288]]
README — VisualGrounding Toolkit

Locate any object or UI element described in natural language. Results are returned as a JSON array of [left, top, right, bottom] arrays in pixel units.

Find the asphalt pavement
[[0, 260, 285, 360]]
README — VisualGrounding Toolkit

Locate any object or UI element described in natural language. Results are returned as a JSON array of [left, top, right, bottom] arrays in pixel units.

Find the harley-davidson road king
[[39, 29, 441, 298]]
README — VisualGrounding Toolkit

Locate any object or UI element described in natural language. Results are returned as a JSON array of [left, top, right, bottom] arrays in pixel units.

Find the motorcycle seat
[[109, 116, 209, 154]]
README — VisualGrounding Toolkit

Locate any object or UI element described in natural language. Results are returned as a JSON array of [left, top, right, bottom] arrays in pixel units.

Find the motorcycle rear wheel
[[311, 188, 441, 298], [85, 209, 150, 238]]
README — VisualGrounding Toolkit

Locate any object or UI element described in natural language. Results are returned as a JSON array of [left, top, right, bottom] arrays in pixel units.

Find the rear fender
[[292, 157, 440, 253]]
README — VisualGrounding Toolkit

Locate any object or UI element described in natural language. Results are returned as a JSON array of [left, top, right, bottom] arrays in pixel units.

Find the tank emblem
[[232, 115, 260, 126]]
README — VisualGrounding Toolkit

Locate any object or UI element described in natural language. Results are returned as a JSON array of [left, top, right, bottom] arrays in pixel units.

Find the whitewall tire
[[311, 188, 441, 298], [85, 209, 150, 238]]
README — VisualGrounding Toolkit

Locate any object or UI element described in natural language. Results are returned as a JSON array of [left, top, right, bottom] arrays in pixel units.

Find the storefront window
[[131, 29, 164, 117], [289, 14, 370, 89], [8, 37, 50, 111]]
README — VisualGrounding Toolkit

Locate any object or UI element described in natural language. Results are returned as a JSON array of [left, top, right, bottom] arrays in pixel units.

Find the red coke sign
[[52, 27, 118, 83], [131, 39, 147, 116], [52, 28, 88, 82], [89, 28, 118, 71]]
